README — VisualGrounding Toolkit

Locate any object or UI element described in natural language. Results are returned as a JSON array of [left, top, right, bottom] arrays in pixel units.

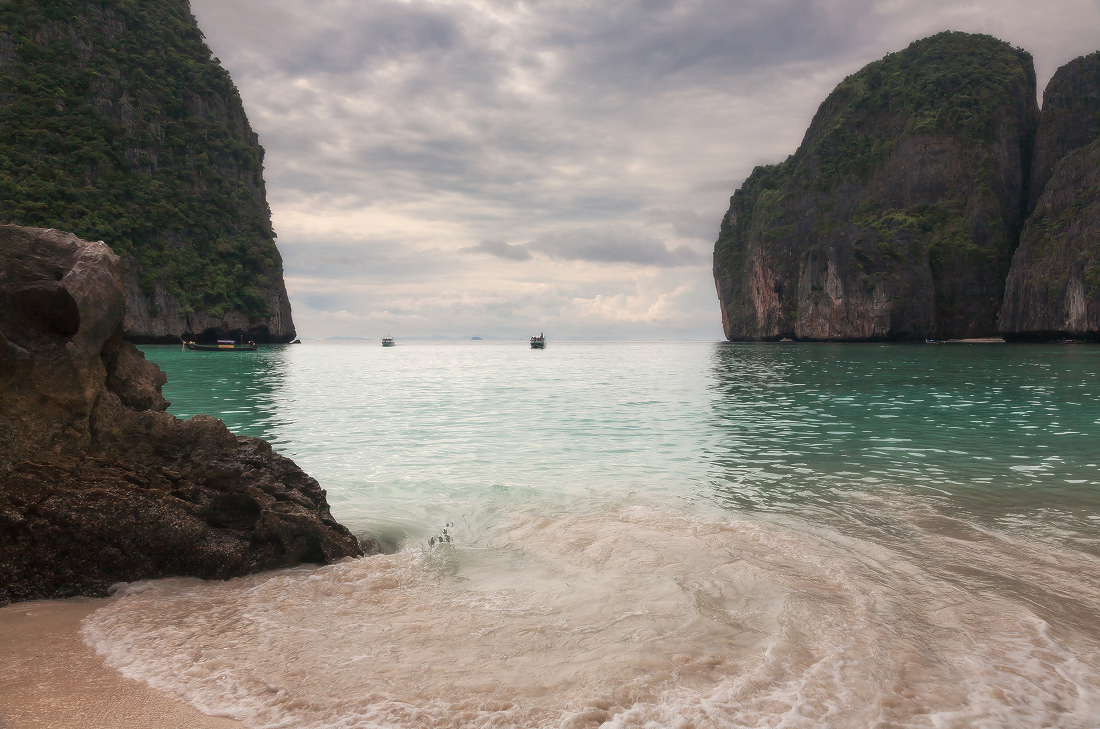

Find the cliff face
[[0, 226, 358, 604], [714, 32, 1038, 340], [1024, 53, 1100, 212], [1000, 53, 1100, 340], [0, 1, 295, 343]]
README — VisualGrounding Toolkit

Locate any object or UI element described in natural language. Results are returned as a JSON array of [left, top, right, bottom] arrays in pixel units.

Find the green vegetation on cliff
[[0, 0, 280, 322], [808, 32, 1035, 183], [714, 32, 1038, 341]]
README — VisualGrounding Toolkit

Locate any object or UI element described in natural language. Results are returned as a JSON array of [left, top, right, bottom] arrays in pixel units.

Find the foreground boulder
[[0, 225, 362, 605]]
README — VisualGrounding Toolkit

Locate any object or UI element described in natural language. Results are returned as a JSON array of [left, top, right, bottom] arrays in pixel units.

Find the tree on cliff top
[[790, 31, 1036, 189]]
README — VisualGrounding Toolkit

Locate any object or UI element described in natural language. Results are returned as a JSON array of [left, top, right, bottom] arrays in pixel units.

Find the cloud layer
[[190, 0, 1100, 340]]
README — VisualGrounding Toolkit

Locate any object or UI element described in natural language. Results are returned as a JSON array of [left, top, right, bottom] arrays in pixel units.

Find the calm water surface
[[81, 341, 1100, 728]]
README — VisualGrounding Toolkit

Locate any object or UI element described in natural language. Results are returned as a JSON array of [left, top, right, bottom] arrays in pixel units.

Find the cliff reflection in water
[[142, 344, 295, 447]]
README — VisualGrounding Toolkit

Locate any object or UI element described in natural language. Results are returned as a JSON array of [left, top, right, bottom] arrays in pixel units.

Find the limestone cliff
[[0, 0, 295, 343], [713, 32, 1038, 340], [1000, 53, 1100, 340], [1024, 52, 1100, 212], [0, 226, 359, 604]]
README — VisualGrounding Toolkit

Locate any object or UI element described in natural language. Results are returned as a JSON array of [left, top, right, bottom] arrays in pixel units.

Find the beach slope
[[0, 599, 240, 729]]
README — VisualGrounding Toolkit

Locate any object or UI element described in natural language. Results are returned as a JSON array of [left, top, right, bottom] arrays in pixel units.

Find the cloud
[[461, 230, 707, 266], [461, 240, 533, 261], [530, 228, 707, 267], [287, 265, 726, 340], [645, 207, 721, 242]]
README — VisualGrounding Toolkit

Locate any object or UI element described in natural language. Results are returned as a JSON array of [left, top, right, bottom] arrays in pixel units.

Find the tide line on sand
[[0, 598, 240, 729]]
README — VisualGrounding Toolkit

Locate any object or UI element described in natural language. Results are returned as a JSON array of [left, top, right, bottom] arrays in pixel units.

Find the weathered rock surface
[[1000, 53, 1100, 340], [122, 270, 297, 346], [0, 225, 362, 605], [1025, 52, 1100, 212], [714, 32, 1038, 340]]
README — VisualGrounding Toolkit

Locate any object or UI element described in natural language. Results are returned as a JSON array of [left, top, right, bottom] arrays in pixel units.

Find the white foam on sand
[[81, 498, 1100, 729]]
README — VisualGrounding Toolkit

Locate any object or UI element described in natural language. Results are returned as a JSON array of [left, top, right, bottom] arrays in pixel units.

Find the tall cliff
[[713, 32, 1038, 341], [0, 0, 295, 343], [1000, 52, 1100, 340]]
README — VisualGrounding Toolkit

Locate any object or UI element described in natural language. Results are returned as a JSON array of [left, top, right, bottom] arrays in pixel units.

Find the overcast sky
[[189, 0, 1100, 341]]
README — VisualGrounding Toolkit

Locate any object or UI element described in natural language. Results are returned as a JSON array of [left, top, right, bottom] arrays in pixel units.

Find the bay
[[80, 341, 1100, 728]]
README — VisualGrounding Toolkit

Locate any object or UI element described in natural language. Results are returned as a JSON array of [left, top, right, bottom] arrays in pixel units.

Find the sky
[[188, 0, 1100, 341]]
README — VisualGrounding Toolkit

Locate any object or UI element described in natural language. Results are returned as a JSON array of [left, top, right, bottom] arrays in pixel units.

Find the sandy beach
[[0, 598, 241, 729]]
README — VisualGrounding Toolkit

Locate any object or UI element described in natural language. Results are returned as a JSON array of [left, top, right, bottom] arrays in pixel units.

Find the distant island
[[713, 32, 1100, 342], [0, 1, 295, 344]]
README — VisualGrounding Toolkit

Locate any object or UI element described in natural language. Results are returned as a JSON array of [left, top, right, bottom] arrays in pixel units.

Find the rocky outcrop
[[1000, 53, 1100, 340], [0, 1, 295, 344], [0, 225, 361, 605], [714, 32, 1038, 340], [1024, 52, 1100, 212], [122, 273, 296, 346]]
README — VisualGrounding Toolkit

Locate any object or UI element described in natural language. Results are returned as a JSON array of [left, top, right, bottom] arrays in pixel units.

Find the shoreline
[[0, 598, 242, 729]]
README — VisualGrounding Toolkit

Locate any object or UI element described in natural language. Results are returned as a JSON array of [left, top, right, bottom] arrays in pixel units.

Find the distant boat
[[530, 333, 546, 349], [185, 339, 257, 351], [382, 337, 395, 347]]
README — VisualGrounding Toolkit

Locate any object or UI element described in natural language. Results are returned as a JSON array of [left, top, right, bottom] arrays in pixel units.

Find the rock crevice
[[1000, 52, 1100, 340]]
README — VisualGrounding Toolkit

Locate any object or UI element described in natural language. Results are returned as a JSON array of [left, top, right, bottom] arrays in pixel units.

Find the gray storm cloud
[[463, 240, 534, 262], [464, 230, 706, 266], [529, 229, 707, 267]]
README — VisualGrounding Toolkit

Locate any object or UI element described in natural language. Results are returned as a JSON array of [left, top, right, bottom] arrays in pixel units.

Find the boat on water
[[530, 333, 546, 349], [382, 337, 395, 347], [185, 339, 257, 351]]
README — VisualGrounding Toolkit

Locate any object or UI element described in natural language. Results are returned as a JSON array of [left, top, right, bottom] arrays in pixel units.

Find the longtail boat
[[185, 339, 257, 351]]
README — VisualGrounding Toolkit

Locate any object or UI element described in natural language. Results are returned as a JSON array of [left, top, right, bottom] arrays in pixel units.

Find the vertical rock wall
[[714, 32, 1039, 341], [0, 1, 296, 343], [1000, 53, 1100, 340]]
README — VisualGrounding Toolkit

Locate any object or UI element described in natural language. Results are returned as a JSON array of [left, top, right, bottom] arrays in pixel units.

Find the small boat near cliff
[[530, 333, 546, 349], [382, 337, 395, 347], [185, 339, 257, 351]]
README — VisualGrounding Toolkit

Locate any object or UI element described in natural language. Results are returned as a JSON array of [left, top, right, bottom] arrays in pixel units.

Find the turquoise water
[[141, 340, 1100, 539], [81, 341, 1100, 728]]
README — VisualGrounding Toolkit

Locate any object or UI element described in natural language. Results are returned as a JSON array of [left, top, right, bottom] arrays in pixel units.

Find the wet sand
[[0, 598, 241, 729]]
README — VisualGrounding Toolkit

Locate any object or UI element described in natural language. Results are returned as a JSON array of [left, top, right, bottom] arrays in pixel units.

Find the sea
[[79, 340, 1100, 729]]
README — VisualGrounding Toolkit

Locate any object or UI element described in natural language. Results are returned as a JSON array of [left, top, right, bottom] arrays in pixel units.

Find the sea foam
[[81, 496, 1100, 728]]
